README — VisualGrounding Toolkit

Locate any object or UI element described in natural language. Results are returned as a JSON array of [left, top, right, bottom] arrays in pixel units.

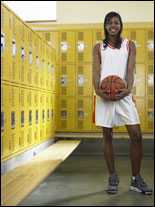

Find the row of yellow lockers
[[56, 63, 154, 98], [1, 83, 56, 161], [1, 4, 56, 92], [55, 96, 154, 133], [38, 29, 154, 65]]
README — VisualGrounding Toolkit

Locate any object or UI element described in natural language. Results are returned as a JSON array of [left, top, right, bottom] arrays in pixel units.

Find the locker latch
[[21, 47, 25, 61], [12, 39, 17, 57], [1, 112, 4, 132], [1, 33, 5, 53], [36, 110, 38, 124], [11, 111, 15, 129], [29, 49, 33, 65], [21, 111, 24, 127]]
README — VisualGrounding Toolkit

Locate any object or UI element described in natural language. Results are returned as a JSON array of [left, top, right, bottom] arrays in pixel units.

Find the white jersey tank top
[[94, 38, 140, 128], [100, 38, 129, 83]]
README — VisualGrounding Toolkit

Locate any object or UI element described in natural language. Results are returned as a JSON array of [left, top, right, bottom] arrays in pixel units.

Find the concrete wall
[[57, 1, 154, 23]]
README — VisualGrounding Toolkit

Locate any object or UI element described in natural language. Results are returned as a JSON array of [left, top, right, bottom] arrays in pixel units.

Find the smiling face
[[105, 16, 121, 36]]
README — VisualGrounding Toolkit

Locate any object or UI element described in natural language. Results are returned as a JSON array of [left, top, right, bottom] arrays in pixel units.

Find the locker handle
[[1, 32, 5, 52]]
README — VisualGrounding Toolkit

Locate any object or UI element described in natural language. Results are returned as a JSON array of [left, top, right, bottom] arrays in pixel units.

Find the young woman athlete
[[93, 11, 152, 195]]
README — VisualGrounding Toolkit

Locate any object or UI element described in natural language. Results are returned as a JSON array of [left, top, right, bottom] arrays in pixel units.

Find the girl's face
[[105, 16, 121, 36]]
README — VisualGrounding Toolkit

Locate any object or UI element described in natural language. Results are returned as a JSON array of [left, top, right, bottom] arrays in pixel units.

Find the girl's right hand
[[96, 89, 113, 101]]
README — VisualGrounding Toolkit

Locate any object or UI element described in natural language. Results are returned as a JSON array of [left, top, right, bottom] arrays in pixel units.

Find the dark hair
[[103, 11, 123, 49]]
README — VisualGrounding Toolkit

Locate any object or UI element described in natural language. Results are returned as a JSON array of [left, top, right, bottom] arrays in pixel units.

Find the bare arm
[[92, 44, 111, 100], [92, 43, 101, 94], [115, 40, 136, 100], [126, 40, 136, 91]]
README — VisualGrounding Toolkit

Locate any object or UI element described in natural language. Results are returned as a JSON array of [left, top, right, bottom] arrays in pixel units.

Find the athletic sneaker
[[106, 173, 119, 194], [130, 175, 153, 195]]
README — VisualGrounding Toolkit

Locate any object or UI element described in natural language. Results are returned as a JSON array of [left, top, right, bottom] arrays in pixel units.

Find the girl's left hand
[[114, 88, 131, 101]]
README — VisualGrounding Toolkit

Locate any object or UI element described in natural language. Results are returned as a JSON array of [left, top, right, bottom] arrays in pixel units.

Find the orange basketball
[[100, 75, 127, 98]]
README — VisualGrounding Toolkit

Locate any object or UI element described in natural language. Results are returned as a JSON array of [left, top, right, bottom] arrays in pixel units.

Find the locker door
[[146, 29, 154, 65], [1, 84, 10, 159], [76, 30, 93, 63], [9, 85, 20, 154], [75, 97, 92, 131], [57, 97, 75, 131], [130, 29, 145, 63], [34, 90, 40, 143], [40, 92, 46, 140], [1, 6, 10, 81], [76, 64, 92, 96], [132, 64, 146, 97], [59, 31, 75, 64], [59, 65, 76, 96], [19, 88, 28, 148], [27, 89, 34, 145], [93, 29, 104, 46]]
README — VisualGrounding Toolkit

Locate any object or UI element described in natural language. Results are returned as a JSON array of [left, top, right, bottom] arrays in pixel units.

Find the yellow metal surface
[[75, 96, 93, 131], [56, 96, 75, 132], [59, 31, 75, 64], [76, 64, 92, 96], [19, 87, 28, 149], [33, 89, 40, 143], [75, 30, 93, 64], [1, 84, 10, 159], [39, 91, 47, 141], [58, 64, 76, 96], [9, 85, 20, 154]]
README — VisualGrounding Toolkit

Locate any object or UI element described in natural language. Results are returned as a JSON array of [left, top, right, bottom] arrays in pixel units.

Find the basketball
[[100, 75, 127, 98]]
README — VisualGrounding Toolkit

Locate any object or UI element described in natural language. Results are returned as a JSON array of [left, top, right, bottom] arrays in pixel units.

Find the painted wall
[[57, 1, 154, 23]]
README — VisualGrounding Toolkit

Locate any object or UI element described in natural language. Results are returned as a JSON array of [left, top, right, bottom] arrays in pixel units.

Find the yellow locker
[[129, 29, 145, 63], [1, 5, 10, 81], [93, 29, 104, 46], [20, 25, 28, 86], [8, 13, 20, 83], [146, 64, 154, 97], [9, 85, 20, 154], [34, 90, 40, 143], [33, 36, 40, 88], [58, 65, 76, 96], [27, 89, 34, 146], [46, 46, 51, 90], [46, 31, 59, 64], [40, 43, 46, 89], [1, 84, 10, 159], [75, 97, 92, 131], [132, 64, 146, 97], [146, 97, 154, 132], [56, 96, 75, 131], [59, 31, 75, 64], [146, 29, 154, 65], [45, 93, 50, 138], [76, 64, 92, 96], [75, 30, 92, 63], [134, 97, 146, 132], [40, 91, 46, 140], [122, 29, 130, 40], [27, 30, 34, 87], [19, 88, 28, 148], [52, 93, 56, 137], [51, 48, 56, 93]]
